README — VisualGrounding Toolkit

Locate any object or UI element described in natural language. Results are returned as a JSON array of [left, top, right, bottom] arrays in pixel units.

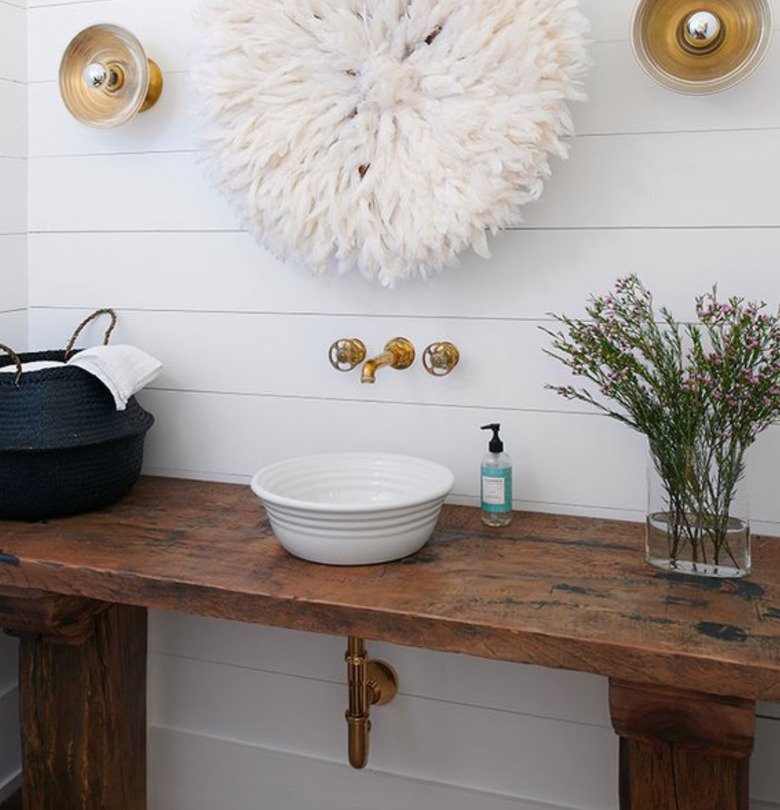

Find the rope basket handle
[[64, 308, 117, 360], [0, 343, 22, 387]]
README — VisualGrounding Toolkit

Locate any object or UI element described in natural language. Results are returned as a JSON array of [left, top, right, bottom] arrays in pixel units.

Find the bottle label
[[481, 469, 512, 513]]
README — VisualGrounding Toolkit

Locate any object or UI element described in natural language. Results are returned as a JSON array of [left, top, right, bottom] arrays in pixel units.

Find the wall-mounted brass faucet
[[360, 337, 415, 384], [329, 337, 459, 382], [345, 637, 398, 769]]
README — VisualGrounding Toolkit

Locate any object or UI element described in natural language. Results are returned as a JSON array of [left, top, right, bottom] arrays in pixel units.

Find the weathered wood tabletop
[[0, 475, 778, 701]]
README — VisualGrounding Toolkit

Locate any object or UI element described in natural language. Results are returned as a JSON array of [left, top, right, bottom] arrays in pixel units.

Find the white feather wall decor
[[192, 0, 588, 287]]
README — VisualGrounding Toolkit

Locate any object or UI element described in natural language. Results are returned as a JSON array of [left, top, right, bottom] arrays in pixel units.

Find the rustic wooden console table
[[0, 476, 778, 810]]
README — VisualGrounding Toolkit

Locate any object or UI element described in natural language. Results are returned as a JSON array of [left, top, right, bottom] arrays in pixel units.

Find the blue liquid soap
[[480, 423, 512, 527]]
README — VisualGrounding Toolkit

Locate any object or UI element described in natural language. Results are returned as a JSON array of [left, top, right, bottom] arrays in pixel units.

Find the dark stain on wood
[[654, 572, 765, 600], [0, 551, 19, 566], [696, 622, 748, 643], [552, 583, 608, 598], [665, 595, 709, 608], [763, 607, 780, 620], [624, 614, 675, 626]]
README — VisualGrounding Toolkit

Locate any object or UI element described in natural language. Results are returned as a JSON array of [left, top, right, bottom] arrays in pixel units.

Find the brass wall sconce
[[631, 0, 773, 94], [422, 342, 460, 377], [60, 24, 163, 127], [345, 637, 398, 769]]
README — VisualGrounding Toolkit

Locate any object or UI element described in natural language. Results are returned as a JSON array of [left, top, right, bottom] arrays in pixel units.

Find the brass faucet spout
[[361, 351, 394, 384], [360, 338, 415, 384]]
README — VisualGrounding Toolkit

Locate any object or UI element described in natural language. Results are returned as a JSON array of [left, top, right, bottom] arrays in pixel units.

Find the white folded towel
[[67, 345, 163, 411], [0, 360, 65, 373]]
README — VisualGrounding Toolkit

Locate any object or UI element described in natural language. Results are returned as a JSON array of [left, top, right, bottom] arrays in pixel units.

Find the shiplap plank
[[149, 653, 619, 809], [0, 4, 24, 82], [24, 0, 684, 84], [149, 726, 581, 810], [138, 387, 646, 515], [25, 307, 595, 414], [138, 389, 780, 526], [750, 717, 780, 805], [0, 159, 25, 235], [0, 686, 20, 796], [0, 636, 17, 696], [150, 611, 610, 728], [28, 0, 192, 83], [0, 235, 26, 312], [0, 310, 27, 349], [26, 228, 780, 320], [576, 41, 780, 135], [28, 130, 780, 233], [28, 72, 192, 157], [27, 44, 780, 160], [522, 129, 780, 229], [28, 152, 235, 232], [0, 80, 25, 158]]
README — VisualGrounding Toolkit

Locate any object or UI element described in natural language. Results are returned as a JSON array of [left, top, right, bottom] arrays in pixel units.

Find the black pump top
[[481, 423, 504, 454]]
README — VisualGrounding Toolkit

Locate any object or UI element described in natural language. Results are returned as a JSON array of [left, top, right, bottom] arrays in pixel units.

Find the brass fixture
[[329, 338, 367, 372], [345, 637, 398, 769], [422, 342, 460, 377], [360, 337, 415, 384], [59, 24, 164, 127], [631, 0, 773, 94]]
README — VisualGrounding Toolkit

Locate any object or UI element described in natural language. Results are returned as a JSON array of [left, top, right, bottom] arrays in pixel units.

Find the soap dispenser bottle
[[480, 423, 513, 527]]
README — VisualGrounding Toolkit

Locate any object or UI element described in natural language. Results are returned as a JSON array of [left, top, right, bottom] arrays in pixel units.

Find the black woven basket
[[0, 310, 155, 520]]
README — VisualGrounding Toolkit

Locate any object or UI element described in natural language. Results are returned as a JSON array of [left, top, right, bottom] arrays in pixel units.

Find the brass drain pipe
[[345, 636, 398, 769]]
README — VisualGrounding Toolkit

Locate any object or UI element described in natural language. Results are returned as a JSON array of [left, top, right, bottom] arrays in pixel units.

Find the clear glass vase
[[645, 450, 750, 578]]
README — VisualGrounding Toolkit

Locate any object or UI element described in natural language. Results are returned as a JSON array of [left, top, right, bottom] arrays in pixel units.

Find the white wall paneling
[[27, 130, 780, 234], [0, 81, 26, 158], [0, 4, 25, 82], [150, 613, 610, 727], [0, 159, 26, 236], [0, 235, 26, 313], [149, 727, 583, 810], [16, 0, 780, 807], [27, 227, 780, 319], [149, 650, 619, 809]]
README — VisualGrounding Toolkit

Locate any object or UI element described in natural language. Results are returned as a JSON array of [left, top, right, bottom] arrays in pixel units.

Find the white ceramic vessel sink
[[251, 453, 455, 565]]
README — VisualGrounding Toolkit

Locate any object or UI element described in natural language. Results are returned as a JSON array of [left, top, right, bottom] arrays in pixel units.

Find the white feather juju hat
[[192, 0, 588, 287]]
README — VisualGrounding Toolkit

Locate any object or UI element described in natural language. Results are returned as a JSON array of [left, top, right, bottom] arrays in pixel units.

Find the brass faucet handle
[[329, 338, 367, 372], [423, 342, 460, 377]]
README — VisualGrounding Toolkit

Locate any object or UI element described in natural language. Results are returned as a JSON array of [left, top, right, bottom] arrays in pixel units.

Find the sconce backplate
[[631, 0, 773, 94]]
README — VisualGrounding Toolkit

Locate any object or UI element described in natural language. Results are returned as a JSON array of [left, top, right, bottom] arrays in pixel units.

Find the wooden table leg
[[0, 588, 147, 810], [609, 679, 755, 810]]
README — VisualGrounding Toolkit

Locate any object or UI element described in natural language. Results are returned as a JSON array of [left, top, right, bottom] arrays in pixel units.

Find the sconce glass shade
[[59, 24, 163, 127], [631, 0, 773, 94]]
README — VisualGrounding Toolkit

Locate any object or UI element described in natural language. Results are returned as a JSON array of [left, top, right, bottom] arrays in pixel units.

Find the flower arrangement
[[542, 275, 780, 577]]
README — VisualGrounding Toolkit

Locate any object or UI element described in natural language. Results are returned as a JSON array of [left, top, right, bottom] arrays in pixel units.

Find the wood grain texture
[[618, 739, 749, 810], [609, 680, 755, 758], [1, 476, 779, 701], [17, 604, 146, 810], [610, 681, 755, 809]]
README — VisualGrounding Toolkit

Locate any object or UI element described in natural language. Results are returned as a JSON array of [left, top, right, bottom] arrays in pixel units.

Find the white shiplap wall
[[0, 0, 25, 801], [16, 0, 780, 807]]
